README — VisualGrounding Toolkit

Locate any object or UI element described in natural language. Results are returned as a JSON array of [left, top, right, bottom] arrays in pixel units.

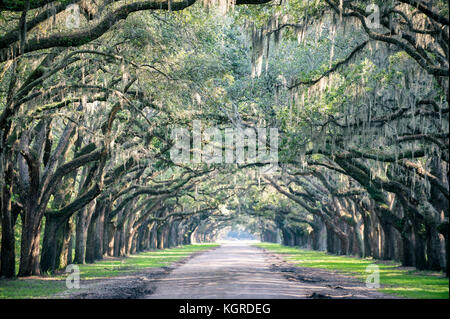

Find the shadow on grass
[[255, 243, 449, 299], [0, 244, 218, 299]]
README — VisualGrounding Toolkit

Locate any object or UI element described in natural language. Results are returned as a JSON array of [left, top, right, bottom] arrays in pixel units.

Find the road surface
[[146, 242, 392, 299]]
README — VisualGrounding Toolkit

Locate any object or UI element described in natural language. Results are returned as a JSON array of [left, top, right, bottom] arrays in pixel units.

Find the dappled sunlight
[[72, 245, 218, 280], [148, 242, 424, 299], [258, 243, 449, 299], [0, 244, 218, 297], [0, 0, 447, 303]]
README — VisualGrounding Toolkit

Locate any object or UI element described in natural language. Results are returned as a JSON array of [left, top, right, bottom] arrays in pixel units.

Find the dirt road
[[62, 242, 396, 299], [146, 242, 394, 299]]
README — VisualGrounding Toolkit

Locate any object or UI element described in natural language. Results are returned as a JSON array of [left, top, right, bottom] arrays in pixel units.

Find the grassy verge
[[255, 243, 449, 299], [0, 243, 218, 299]]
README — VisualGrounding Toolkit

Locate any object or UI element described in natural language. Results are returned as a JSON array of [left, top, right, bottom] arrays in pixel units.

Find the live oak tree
[[0, 0, 448, 279]]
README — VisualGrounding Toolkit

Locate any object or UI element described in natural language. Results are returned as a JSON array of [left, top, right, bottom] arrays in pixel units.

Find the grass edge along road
[[255, 242, 449, 299], [0, 243, 218, 299]]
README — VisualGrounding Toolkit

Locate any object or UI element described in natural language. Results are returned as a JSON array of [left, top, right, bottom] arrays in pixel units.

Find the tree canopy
[[0, 0, 448, 278]]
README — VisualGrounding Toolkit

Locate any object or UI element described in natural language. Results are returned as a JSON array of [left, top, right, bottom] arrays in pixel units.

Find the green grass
[[76, 244, 218, 279], [255, 243, 449, 299], [0, 243, 218, 299], [0, 278, 67, 299]]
